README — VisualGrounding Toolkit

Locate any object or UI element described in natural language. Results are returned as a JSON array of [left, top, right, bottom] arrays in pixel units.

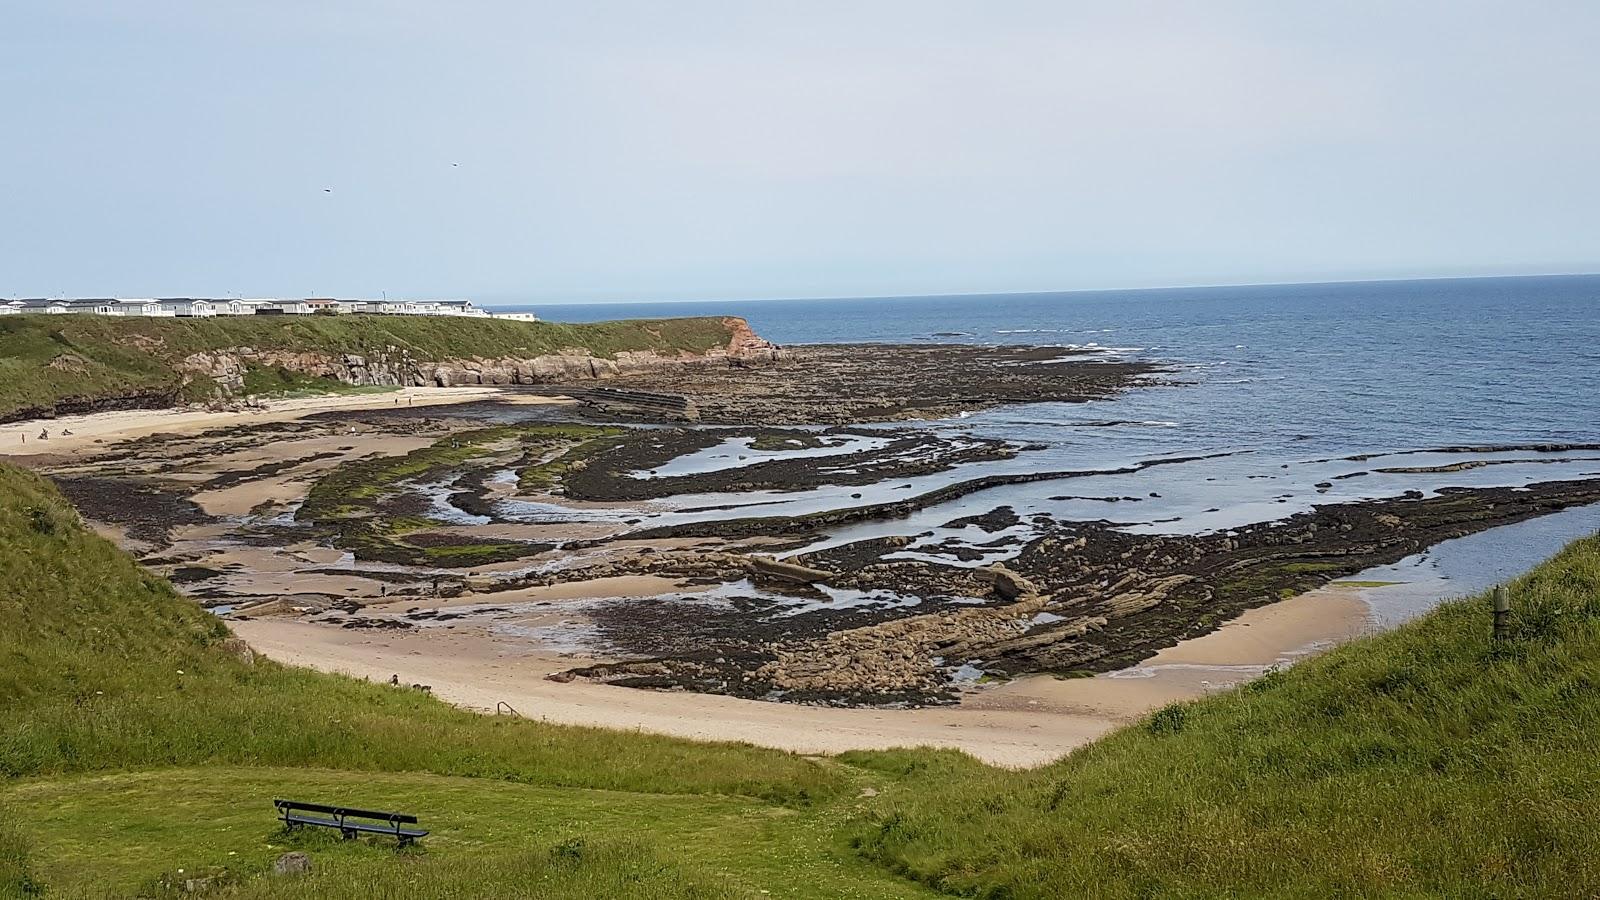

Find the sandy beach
[[15, 386, 1386, 767], [0, 386, 564, 457], [232, 582, 1375, 768]]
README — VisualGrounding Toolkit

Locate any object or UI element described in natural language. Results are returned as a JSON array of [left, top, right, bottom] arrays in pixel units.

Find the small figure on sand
[[38, 429, 48, 441]]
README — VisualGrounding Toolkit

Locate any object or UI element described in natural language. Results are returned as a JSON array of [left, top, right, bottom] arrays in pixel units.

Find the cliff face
[[0, 314, 781, 422], [178, 316, 780, 392]]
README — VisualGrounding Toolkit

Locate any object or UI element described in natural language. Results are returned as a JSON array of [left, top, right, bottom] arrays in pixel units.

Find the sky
[[3, 1, 1598, 302]]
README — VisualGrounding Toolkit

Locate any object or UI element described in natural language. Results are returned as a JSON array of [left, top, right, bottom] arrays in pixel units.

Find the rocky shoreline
[[554, 343, 1161, 424], [556, 478, 1600, 703], [18, 348, 1600, 710]]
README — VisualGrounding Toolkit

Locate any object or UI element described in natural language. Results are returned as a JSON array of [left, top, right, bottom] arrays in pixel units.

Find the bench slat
[[273, 798, 418, 824], [282, 813, 343, 829]]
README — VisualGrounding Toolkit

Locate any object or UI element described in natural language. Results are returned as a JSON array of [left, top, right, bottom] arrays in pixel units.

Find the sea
[[491, 275, 1600, 616]]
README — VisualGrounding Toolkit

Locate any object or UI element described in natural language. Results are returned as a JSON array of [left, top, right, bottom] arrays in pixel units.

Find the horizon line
[[491, 270, 1600, 308]]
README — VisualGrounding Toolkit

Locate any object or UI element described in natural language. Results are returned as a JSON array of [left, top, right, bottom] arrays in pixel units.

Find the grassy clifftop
[[0, 314, 744, 421]]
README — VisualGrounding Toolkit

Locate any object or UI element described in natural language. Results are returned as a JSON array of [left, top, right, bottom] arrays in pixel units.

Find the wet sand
[[983, 585, 1374, 721], [8, 382, 1394, 765], [232, 583, 1376, 767]]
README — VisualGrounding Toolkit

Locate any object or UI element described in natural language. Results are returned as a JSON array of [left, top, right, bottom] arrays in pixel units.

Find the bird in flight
[[323, 188, 332, 192]]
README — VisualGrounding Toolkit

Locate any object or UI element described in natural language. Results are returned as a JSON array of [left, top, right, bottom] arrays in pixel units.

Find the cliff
[[0, 314, 777, 422]]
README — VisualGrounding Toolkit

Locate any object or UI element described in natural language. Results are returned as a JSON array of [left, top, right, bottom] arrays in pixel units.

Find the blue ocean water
[[486, 276, 1600, 606], [335, 277, 1597, 658], [498, 275, 1600, 461]]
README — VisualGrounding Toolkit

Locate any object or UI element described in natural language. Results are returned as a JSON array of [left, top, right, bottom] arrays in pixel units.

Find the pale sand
[[233, 584, 1377, 768], [980, 586, 1375, 719], [0, 387, 568, 457], [19, 383, 1383, 766]]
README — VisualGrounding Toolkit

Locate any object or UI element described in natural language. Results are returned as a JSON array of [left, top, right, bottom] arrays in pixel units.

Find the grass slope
[[0, 464, 922, 898], [4, 460, 1599, 897], [0, 314, 740, 419], [850, 539, 1600, 898]]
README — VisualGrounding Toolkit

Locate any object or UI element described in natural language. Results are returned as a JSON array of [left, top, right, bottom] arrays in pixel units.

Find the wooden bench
[[273, 799, 428, 847]]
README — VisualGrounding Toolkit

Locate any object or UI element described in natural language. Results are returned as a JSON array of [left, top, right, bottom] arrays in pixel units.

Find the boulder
[[747, 555, 835, 586], [272, 852, 311, 876], [216, 637, 255, 666], [981, 564, 1039, 600]]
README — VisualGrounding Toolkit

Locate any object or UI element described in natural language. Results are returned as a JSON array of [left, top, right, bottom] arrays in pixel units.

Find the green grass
[[0, 466, 840, 804], [2, 769, 755, 897], [849, 537, 1600, 898], [0, 462, 928, 897], [0, 314, 741, 419], [238, 366, 399, 399], [0, 809, 43, 899], [6, 458, 1600, 897], [0, 464, 925, 898]]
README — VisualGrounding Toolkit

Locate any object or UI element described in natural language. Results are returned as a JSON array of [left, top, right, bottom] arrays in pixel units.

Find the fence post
[[1492, 585, 1511, 642]]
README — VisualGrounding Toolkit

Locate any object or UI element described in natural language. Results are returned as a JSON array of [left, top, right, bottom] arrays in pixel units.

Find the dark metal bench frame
[[273, 799, 428, 847]]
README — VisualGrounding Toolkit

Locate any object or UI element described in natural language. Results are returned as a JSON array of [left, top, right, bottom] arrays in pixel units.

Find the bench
[[273, 799, 428, 847]]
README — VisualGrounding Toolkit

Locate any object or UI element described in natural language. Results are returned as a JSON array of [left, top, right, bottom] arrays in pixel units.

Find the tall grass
[[136, 839, 732, 900], [0, 811, 42, 899], [0, 466, 835, 804], [850, 537, 1600, 898], [9, 458, 1600, 897]]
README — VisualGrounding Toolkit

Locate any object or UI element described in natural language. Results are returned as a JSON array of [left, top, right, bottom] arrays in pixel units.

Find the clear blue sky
[[3, 1, 1597, 302]]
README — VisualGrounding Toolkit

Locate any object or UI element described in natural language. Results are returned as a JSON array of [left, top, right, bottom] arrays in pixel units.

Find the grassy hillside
[[4, 461, 1599, 897], [0, 464, 921, 898], [850, 539, 1600, 898], [0, 314, 741, 420]]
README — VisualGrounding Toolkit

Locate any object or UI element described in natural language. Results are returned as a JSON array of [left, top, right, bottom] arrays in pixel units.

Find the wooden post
[[1492, 585, 1511, 642]]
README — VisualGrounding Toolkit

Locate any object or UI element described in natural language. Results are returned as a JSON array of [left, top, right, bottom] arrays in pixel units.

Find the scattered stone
[[216, 637, 255, 666]]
